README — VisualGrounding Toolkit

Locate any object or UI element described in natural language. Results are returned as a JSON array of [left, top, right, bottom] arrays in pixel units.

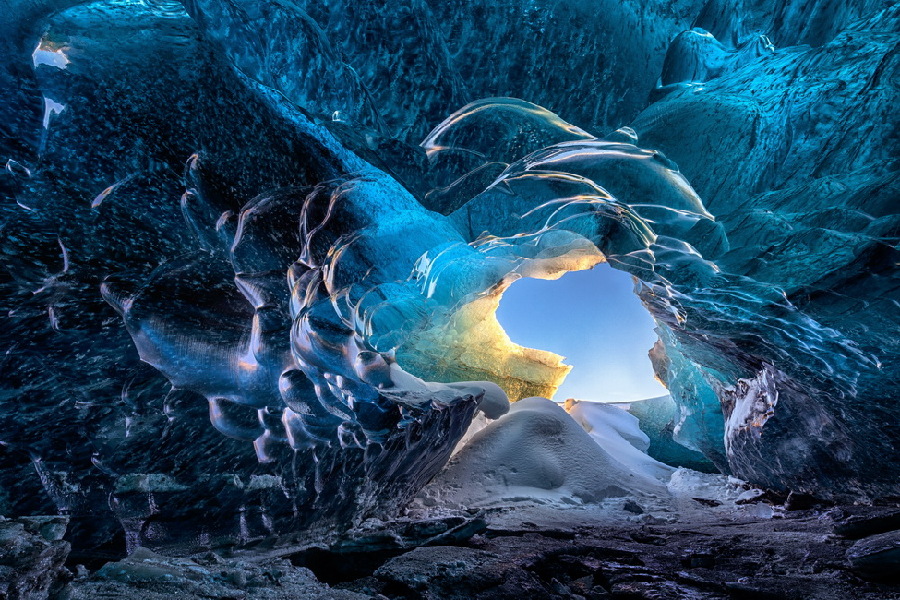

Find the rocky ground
[[4, 498, 899, 600]]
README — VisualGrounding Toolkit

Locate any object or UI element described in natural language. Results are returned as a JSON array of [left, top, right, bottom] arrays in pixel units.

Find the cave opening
[[496, 262, 666, 404]]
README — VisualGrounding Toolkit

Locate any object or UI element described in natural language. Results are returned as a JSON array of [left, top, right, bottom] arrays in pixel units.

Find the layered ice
[[0, 0, 896, 554]]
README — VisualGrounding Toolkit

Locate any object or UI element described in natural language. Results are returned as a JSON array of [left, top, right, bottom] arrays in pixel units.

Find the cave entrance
[[496, 263, 666, 403]]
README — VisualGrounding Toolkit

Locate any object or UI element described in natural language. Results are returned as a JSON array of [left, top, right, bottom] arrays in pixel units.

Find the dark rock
[[289, 512, 489, 583], [327, 513, 489, 555], [72, 546, 369, 599], [623, 501, 644, 515], [345, 508, 900, 598], [374, 546, 505, 597], [783, 492, 823, 511], [681, 551, 716, 569], [691, 498, 722, 508], [610, 580, 708, 599], [735, 488, 788, 506], [834, 508, 900, 539], [0, 516, 71, 600], [724, 581, 790, 599], [629, 531, 667, 546], [847, 530, 900, 582]]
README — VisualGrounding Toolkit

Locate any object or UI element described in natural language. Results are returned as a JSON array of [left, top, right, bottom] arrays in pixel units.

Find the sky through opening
[[496, 263, 666, 403]]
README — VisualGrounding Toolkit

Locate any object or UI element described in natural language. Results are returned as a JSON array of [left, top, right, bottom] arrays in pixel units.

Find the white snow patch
[[452, 411, 491, 456], [565, 399, 674, 482], [32, 48, 69, 69], [422, 397, 667, 508]]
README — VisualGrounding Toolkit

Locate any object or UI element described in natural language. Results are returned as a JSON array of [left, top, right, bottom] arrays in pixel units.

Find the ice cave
[[0, 0, 898, 598]]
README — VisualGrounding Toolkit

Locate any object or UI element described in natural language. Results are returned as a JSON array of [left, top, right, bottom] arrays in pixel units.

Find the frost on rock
[[0, 0, 897, 555]]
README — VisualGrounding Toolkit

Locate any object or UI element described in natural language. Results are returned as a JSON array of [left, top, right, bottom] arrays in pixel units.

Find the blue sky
[[496, 263, 666, 403]]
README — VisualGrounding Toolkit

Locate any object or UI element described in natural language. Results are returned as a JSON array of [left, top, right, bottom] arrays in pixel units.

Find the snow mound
[[566, 399, 675, 482], [423, 397, 667, 507]]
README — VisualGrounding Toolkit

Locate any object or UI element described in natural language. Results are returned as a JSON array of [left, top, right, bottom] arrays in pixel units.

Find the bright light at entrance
[[496, 263, 666, 403]]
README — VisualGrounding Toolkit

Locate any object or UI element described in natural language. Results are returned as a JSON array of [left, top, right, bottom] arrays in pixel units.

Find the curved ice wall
[[1, 0, 897, 552]]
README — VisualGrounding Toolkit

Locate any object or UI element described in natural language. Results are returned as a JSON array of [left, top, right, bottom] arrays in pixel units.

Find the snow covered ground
[[413, 397, 776, 526]]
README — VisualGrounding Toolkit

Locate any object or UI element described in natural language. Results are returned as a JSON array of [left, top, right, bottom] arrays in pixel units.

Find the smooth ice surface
[[496, 264, 667, 403], [624, 395, 717, 472]]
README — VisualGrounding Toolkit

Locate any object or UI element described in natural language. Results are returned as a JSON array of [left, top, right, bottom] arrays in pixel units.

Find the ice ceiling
[[0, 0, 897, 553]]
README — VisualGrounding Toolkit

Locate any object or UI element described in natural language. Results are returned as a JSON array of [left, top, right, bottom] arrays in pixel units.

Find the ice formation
[[0, 0, 897, 555]]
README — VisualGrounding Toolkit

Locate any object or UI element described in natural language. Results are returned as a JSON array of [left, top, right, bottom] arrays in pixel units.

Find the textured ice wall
[[632, 3, 900, 497], [0, 0, 495, 552], [0, 0, 897, 554]]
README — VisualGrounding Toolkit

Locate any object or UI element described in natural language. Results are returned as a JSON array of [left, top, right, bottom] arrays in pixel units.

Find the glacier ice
[[0, 0, 897, 555], [623, 394, 717, 473]]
